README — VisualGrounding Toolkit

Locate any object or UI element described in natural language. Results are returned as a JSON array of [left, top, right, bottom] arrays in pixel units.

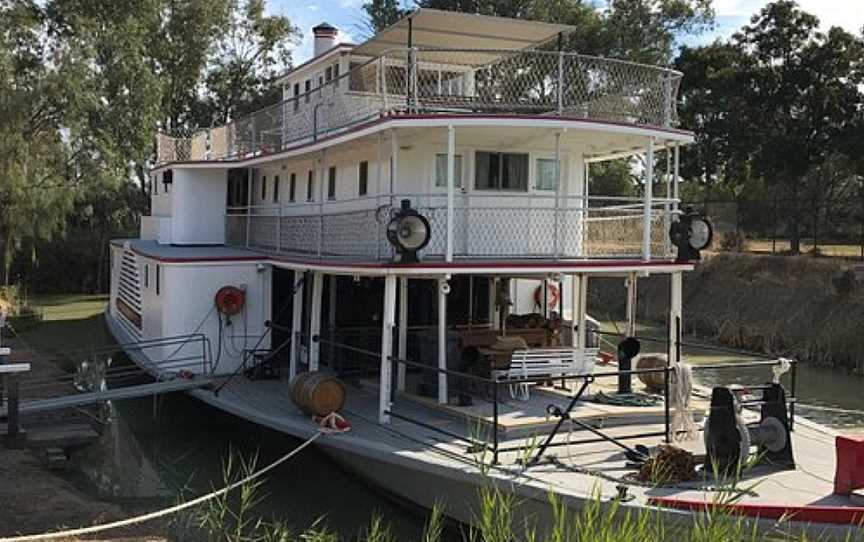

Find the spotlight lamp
[[669, 208, 713, 262], [386, 199, 431, 263]]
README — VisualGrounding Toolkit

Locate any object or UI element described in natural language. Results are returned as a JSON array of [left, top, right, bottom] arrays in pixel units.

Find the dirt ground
[[0, 350, 168, 541]]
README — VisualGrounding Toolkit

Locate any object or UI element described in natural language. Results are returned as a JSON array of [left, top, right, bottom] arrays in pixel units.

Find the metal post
[[669, 271, 682, 365], [437, 277, 448, 405], [397, 276, 408, 392], [6, 375, 18, 441], [557, 51, 564, 115], [663, 71, 673, 127], [446, 125, 455, 262], [642, 138, 655, 262], [664, 145, 672, 257], [309, 272, 323, 371], [317, 150, 325, 258], [276, 201, 282, 252], [492, 380, 499, 464], [553, 131, 562, 259], [289, 274, 304, 380], [327, 275, 337, 368], [626, 272, 638, 337], [673, 143, 680, 216], [245, 168, 252, 247], [390, 129, 398, 208], [380, 275, 397, 424], [379, 55, 388, 112]]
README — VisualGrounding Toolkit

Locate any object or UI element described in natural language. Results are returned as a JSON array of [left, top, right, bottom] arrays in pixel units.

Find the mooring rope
[[0, 431, 324, 542]]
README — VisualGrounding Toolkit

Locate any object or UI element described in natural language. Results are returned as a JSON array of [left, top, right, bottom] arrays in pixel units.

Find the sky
[[268, 0, 864, 63]]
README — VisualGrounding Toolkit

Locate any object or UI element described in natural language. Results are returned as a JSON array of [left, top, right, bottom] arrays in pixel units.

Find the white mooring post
[[642, 137, 655, 262], [397, 276, 408, 392], [669, 271, 682, 365], [446, 125, 455, 262], [289, 274, 304, 381], [380, 275, 397, 424], [437, 277, 449, 405], [309, 272, 323, 371]]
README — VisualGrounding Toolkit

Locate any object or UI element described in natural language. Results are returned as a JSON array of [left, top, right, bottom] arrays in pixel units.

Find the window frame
[[327, 166, 337, 200], [358, 161, 369, 196], [535, 158, 560, 192], [434, 153, 464, 189], [474, 151, 529, 192]]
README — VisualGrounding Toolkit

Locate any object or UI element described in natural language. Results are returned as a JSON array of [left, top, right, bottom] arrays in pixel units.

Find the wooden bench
[[493, 348, 598, 401]]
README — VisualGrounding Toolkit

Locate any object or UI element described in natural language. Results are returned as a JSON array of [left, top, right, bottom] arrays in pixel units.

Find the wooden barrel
[[636, 353, 668, 392], [289, 372, 346, 416]]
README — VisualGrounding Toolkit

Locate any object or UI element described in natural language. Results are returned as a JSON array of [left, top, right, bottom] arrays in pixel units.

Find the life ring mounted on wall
[[215, 285, 246, 316], [534, 283, 560, 309]]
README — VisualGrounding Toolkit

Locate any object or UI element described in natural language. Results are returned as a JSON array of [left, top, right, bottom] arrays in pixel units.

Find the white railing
[[158, 48, 682, 164], [225, 193, 677, 261]]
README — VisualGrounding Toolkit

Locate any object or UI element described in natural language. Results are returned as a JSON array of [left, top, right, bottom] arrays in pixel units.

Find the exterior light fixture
[[386, 199, 431, 263], [669, 208, 713, 262]]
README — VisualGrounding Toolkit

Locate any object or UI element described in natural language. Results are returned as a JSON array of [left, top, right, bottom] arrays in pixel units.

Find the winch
[[703, 383, 794, 473]]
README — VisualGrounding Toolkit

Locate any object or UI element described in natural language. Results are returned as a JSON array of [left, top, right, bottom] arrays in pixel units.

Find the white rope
[[0, 431, 324, 542], [670, 362, 698, 442]]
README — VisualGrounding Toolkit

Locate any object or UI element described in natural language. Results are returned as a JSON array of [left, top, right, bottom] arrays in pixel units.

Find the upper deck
[[156, 47, 683, 165]]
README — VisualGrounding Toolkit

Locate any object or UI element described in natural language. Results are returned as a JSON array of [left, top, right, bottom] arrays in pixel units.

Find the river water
[[38, 312, 864, 538]]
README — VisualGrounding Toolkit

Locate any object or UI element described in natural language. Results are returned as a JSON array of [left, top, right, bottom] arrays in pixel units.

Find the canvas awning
[[352, 8, 575, 58]]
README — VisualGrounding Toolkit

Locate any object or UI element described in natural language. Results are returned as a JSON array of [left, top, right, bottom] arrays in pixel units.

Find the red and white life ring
[[215, 285, 246, 316], [534, 283, 560, 309]]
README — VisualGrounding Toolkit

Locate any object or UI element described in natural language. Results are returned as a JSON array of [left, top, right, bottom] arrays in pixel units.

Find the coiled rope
[[0, 431, 323, 542]]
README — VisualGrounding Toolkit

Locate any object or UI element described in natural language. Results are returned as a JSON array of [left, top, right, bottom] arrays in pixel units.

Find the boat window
[[358, 161, 368, 196], [289, 173, 296, 202], [325, 66, 332, 83], [327, 167, 336, 200], [435, 154, 463, 188], [536, 158, 559, 191], [144, 265, 149, 288], [162, 169, 173, 193], [333, 63, 340, 88], [293, 83, 300, 112], [156, 265, 161, 295], [261, 176, 267, 201], [304, 80, 311, 103], [273, 175, 280, 203], [475, 152, 528, 191], [307, 170, 314, 201]]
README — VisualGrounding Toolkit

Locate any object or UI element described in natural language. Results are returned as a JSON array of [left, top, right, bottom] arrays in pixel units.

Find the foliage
[[676, 1, 864, 253], [362, 0, 407, 33]]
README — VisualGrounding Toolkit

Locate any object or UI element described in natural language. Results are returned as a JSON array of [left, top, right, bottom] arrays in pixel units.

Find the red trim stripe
[[649, 496, 864, 526]]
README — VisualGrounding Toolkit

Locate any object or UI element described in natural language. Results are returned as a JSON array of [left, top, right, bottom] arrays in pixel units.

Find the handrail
[[157, 47, 683, 164]]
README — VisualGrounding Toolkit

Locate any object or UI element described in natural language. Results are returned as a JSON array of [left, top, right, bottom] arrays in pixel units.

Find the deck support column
[[642, 137, 655, 262], [327, 275, 337, 368], [673, 143, 680, 216], [309, 271, 323, 371], [397, 276, 408, 392], [669, 271, 682, 366], [625, 272, 638, 337], [437, 276, 449, 404], [390, 129, 398, 207], [489, 278, 499, 330], [380, 275, 397, 424], [570, 274, 588, 349], [446, 125, 455, 262], [289, 272, 304, 380]]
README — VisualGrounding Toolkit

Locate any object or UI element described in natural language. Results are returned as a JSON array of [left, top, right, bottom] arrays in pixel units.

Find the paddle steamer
[[107, 9, 861, 536]]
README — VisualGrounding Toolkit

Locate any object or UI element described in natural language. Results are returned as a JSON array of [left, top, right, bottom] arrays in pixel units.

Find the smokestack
[[313, 23, 338, 58]]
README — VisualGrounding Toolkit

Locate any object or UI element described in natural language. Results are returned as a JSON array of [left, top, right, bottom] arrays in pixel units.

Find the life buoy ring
[[215, 285, 245, 316], [534, 283, 560, 309]]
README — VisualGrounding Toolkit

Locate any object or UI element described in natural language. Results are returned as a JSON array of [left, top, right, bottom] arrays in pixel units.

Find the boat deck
[[199, 372, 861, 529]]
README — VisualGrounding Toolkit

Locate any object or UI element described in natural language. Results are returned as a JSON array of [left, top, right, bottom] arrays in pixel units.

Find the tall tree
[[198, 0, 300, 125], [363, 0, 406, 33]]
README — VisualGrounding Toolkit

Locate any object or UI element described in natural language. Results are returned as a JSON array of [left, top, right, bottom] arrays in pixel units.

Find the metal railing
[[225, 193, 677, 261], [157, 48, 682, 163], [309, 333, 798, 467]]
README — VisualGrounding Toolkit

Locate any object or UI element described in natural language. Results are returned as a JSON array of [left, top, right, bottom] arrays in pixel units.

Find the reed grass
[[167, 449, 863, 542]]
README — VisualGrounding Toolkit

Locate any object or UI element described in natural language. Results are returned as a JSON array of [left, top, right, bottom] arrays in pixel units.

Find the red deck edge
[[128, 247, 691, 271], [649, 496, 864, 526]]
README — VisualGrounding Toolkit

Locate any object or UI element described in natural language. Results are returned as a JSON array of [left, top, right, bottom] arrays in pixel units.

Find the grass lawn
[[744, 238, 864, 259], [10, 293, 113, 356]]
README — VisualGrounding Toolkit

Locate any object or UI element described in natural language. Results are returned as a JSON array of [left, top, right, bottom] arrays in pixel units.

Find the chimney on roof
[[313, 23, 338, 58]]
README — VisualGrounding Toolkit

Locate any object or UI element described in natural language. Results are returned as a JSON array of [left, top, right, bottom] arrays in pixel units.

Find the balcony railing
[[225, 193, 676, 261], [157, 48, 683, 164]]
